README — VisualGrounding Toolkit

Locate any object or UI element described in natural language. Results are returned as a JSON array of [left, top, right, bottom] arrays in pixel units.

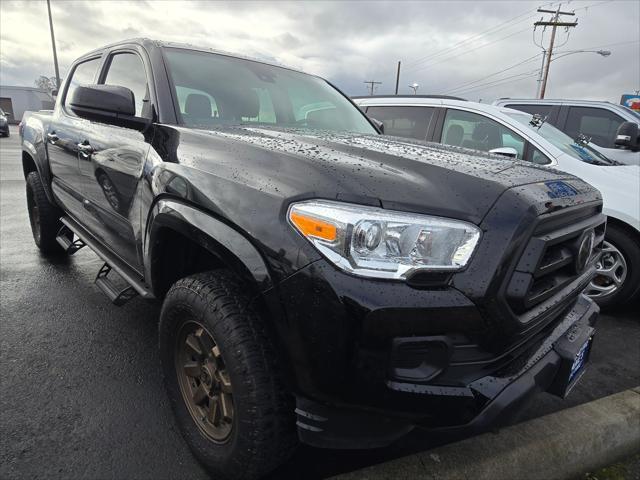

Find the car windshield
[[506, 111, 618, 165], [163, 47, 377, 135]]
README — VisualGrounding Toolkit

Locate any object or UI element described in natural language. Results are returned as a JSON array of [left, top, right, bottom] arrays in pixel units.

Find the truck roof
[[76, 38, 306, 76]]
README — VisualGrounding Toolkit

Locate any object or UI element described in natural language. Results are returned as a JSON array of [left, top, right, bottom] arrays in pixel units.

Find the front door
[[76, 50, 154, 271], [47, 57, 102, 219]]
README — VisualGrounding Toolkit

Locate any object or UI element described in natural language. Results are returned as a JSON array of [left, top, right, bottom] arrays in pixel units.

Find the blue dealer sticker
[[545, 181, 578, 198]]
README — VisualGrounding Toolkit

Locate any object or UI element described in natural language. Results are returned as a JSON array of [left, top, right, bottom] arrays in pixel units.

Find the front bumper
[[292, 292, 598, 448]]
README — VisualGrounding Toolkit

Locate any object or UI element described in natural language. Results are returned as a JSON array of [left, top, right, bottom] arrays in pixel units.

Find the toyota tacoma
[[20, 39, 603, 479]]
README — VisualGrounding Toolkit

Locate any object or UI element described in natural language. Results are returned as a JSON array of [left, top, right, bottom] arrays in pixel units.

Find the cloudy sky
[[1, 0, 638, 102]]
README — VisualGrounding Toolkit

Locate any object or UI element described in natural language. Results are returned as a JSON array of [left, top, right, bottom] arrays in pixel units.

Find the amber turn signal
[[289, 211, 337, 242]]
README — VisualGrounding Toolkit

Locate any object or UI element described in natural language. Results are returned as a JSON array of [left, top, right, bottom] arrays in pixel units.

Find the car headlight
[[288, 200, 481, 280]]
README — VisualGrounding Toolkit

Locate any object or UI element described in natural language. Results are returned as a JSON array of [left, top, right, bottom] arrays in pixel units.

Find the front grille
[[506, 205, 606, 315]]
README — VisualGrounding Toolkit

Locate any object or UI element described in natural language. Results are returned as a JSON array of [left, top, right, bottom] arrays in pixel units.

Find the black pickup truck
[[21, 39, 604, 479]]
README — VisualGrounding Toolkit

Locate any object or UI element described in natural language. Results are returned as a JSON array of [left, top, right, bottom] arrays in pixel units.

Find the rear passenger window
[[365, 106, 434, 140], [64, 58, 101, 111], [565, 107, 624, 148]]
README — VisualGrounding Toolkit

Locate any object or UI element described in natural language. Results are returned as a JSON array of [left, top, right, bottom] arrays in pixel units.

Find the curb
[[331, 388, 640, 480]]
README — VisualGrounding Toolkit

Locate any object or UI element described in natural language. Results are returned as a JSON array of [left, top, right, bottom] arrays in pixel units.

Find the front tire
[[159, 271, 297, 480], [585, 223, 640, 308], [26, 171, 64, 255]]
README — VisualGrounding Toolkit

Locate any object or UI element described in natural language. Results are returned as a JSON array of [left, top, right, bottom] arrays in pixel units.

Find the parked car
[[354, 96, 640, 307], [21, 40, 603, 479], [492, 98, 640, 166], [0, 108, 10, 137]]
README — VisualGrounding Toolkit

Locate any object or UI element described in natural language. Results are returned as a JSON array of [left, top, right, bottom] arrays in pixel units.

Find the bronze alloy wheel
[[175, 321, 234, 442]]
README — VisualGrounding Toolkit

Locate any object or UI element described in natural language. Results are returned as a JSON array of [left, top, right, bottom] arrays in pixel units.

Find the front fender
[[22, 124, 55, 204], [144, 198, 273, 295]]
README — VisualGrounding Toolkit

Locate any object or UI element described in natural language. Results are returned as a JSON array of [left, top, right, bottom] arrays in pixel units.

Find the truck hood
[[167, 126, 585, 224]]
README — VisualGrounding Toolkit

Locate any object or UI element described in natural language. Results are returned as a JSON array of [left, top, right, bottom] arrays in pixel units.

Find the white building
[[0, 86, 55, 124]]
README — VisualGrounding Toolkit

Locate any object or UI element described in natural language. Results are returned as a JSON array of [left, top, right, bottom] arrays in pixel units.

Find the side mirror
[[489, 147, 519, 158], [51, 89, 58, 98], [69, 84, 148, 130], [369, 117, 384, 134], [614, 121, 639, 151]]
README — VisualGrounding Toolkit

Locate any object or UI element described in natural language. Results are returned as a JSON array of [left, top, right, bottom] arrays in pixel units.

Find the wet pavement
[[1, 125, 638, 479]]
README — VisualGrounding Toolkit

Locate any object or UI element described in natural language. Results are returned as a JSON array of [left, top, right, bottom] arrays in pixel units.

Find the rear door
[[75, 48, 154, 271], [47, 56, 102, 219]]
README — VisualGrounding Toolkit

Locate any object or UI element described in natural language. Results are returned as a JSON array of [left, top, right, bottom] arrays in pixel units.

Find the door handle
[[77, 141, 94, 159], [47, 132, 59, 144]]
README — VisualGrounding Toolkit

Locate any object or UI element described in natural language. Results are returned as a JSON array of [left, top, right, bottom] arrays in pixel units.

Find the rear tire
[[26, 171, 64, 255], [159, 271, 297, 480], [586, 223, 640, 309]]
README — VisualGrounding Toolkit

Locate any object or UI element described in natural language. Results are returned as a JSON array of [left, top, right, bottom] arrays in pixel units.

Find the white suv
[[492, 98, 640, 166], [353, 95, 640, 307]]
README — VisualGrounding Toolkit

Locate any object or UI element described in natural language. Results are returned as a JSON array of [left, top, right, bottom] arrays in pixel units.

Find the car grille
[[506, 204, 606, 317]]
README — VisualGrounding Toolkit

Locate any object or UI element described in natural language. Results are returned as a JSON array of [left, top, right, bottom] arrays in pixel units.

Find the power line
[[453, 69, 540, 96], [442, 53, 542, 94], [404, 2, 557, 69], [403, 0, 613, 76], [405, 25, 532, 76], [453, 70, 540, 97]]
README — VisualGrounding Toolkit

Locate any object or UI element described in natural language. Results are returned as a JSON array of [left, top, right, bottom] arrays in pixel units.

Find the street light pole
[[46, 0, 61, 90]]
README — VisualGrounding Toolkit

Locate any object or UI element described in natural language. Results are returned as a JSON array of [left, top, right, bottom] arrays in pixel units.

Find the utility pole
[[394, 61, 401, 95], [535, 50, 546, 98], [46, 0, 61, 89], [363, 80, 382, 96], [535, 5, 577, 99]]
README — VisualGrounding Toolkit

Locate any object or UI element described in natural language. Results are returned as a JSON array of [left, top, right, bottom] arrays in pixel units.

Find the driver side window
[[440, 109, 525, 159]]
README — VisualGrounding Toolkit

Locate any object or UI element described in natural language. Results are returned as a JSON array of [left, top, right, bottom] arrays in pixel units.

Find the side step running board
[[95, 263, 139, 306], [59, 216, 154, 306], [56, 225, 86, 254]]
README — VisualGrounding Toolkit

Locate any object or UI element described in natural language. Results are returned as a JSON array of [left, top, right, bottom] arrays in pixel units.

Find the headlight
[[288, 200, 481, 280]]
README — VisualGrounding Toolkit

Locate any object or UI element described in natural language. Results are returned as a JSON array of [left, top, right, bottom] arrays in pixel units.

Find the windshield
[[163, 48, 377, 135], [507, 112, 617, 165]]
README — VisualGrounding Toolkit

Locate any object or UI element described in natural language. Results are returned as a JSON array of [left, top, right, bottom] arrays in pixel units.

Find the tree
[[34, 76, 59, 93]]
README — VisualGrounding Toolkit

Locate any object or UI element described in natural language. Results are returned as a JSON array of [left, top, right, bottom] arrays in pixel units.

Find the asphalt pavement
[[1, 125, 639, 480]]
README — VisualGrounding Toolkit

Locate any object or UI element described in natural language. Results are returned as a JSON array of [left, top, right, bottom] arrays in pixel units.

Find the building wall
[[0, 86, 55, 124]]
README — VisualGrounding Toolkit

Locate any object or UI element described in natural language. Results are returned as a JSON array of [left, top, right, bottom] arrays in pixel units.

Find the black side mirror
[[370, 117, 384, 134], [69, 84, 148, 130], [615, 121, 639, 151]]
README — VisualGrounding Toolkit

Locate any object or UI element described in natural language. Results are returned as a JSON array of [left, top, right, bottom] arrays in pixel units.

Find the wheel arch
[[22, 144, 56, 204], [144, 198, 273, 299]]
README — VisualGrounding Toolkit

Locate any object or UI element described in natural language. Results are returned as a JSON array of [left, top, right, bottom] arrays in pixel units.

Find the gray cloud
[[0, 0, 637, 102]]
